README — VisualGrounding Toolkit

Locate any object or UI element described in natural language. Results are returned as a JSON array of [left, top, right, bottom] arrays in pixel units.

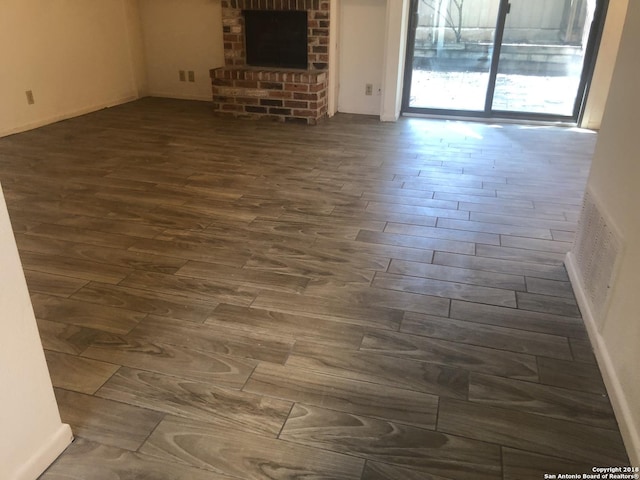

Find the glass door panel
[[406, 0, 499, 111], [491, 0, 598, 116]]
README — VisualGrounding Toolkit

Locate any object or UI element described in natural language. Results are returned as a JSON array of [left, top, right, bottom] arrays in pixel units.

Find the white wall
[[124, 0, 149, 97], [379, 0, 410, 121], [337, 0, 387, 115], [581, 0, 629, 130], [0, 185, 73, 480], [139, 0, 224, 101], [567, 0, 640, 464], [328, 0, 339, 116], [0, 0, 143, 137]]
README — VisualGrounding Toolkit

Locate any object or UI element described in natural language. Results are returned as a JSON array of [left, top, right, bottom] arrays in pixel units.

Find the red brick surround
[[210, 0, 330, 124], [220, 0, 329, 71], [211, 68, 327, 125]]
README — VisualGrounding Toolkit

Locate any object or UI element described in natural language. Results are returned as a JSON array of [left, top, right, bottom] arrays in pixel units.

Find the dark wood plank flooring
[[0, 98, 629, 479]]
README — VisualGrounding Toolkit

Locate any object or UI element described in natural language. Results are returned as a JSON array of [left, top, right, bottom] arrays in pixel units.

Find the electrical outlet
[[365, 83, 373, 96], [179, 70, 186, 82], [25, 90, 35, 105], [188, 71, 195, 82]]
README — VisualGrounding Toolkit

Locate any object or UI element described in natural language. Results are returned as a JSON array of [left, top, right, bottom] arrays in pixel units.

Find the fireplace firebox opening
[[244, 10, 308, 70]]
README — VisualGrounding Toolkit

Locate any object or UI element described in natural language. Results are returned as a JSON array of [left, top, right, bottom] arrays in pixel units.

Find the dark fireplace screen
[[244, 10, 308, 69]]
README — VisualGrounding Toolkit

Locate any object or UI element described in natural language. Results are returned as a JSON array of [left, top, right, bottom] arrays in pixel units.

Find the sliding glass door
[[402, 0, 606, 121], [405, 0, 498, 111]]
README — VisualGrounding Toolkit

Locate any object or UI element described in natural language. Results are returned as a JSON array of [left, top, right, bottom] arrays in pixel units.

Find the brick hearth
[[210, 0, 330, 125], [211, 68, 327, 125]]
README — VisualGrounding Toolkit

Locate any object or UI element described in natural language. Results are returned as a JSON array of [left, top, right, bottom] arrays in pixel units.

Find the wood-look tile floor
[[0, 98, 630, 479]]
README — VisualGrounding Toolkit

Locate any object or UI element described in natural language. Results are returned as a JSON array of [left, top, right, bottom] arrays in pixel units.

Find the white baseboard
[[380, 112, 399, 122], [146, 91, 213, 102], [566, 252, 640, 466], [0, 95, 139, 138], [11, 423, 73, 480], [336, 105, 383, 117]]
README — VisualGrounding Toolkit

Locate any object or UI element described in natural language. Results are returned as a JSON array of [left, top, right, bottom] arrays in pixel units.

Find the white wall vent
[[572, 189, 623, 330]]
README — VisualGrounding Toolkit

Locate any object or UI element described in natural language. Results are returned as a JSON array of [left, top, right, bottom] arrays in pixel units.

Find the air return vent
[[572, 189, 622, 329]]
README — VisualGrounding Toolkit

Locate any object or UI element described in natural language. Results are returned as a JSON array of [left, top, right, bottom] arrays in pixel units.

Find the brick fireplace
[[210, 0, 330, 125]]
